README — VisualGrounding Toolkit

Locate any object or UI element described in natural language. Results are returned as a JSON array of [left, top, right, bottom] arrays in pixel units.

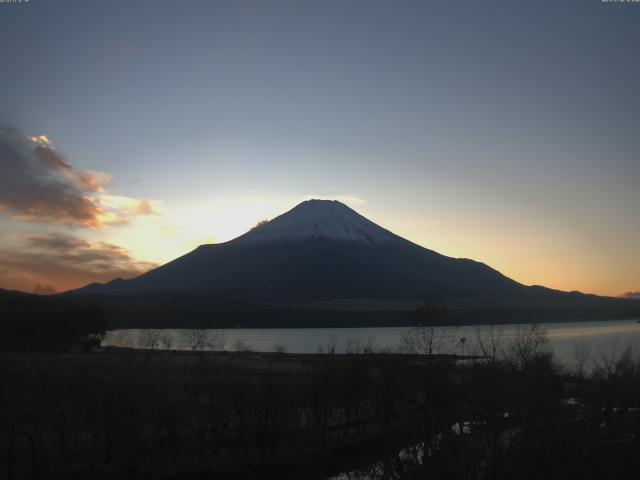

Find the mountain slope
[[76, 200, 524, 301], [234, 199, 403, 245]]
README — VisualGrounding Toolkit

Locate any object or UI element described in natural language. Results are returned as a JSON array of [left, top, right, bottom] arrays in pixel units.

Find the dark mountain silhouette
[[66, 200, 640, 327], [74, 200, 524, 301]]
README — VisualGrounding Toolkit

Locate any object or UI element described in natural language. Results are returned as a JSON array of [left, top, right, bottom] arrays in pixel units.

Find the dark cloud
[[0, 128, 154, 227], [0, 232, 157, 293], [26, 233, 91, 251], [621, 291, 640, 300], [34, 143, 112, 192]]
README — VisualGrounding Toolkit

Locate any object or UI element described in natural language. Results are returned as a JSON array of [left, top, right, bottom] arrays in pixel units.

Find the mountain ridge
[[59, 198, 640, 326], [72, 199, 524, 301]]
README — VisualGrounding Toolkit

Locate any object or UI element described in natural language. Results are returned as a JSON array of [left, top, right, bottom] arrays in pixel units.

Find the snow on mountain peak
[[234, 199, 402, 245]]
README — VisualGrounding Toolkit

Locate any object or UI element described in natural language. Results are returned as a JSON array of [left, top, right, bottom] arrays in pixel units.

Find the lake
[[103, 318, 640, 370]]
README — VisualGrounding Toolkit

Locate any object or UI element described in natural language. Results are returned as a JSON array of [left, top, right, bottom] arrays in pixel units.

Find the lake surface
[[103, 319, 640, 370]]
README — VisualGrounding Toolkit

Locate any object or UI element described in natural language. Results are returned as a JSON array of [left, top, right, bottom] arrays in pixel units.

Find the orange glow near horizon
[[1, 196, 637, 298], [385, 215, 637, 299]]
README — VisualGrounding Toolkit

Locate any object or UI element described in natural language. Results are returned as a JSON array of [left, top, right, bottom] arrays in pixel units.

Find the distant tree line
[[0, 292, 108, 351]]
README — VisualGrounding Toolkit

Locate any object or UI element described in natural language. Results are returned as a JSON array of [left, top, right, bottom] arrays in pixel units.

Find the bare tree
[[503, 324, 550, 369], [327, 334, 338, 354], [141, 329, 161, 350], [400, 300, 451, 356], [207, 330, 227, 351], [572, 337, 592, 378], [344, 336, 376, 354], [317, 335, 338, 354], [184, 329, 208, 352], [345, 336, 362, 354], [159, 333, 174, 351], [473, 322, 505, 362]]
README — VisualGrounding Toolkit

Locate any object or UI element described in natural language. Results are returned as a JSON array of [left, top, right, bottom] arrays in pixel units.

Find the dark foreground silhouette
[[1, 340, 639, 479], [0, 290, 107, 351], [1, 292, 639, 478]]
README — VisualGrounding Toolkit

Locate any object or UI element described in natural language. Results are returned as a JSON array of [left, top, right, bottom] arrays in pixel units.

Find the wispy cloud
[[0, 232, 158, 293], [302, 194, 367, 207], [0, 128, 156, 228]]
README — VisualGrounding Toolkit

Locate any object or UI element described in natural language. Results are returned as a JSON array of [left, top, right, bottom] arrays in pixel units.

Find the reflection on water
[[327, 440, 432, 480], [103, 319, 640, 370]]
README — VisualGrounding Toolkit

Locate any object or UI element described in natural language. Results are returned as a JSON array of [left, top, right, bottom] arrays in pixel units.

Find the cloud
[[620, 291, 640, 300], [0, 128, 156, 228], [0, 232, 158, 293], [302, 194, 367, 207]]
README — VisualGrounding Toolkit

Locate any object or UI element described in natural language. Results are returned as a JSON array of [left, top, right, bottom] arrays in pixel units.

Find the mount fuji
[[69, 200, 640, 327], [76, 199, 524, 301]]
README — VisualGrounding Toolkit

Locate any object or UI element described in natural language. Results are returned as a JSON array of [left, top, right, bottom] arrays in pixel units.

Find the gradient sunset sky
[[0, 0, 638, 296]]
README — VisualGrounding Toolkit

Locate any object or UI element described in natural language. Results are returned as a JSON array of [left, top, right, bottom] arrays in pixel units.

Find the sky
[[0, 0, 638, 296]]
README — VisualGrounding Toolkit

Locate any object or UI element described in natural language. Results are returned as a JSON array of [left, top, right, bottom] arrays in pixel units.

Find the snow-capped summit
[[234, 199, 403, 245], [73, 198, 524, 302], [68, 199, 633, 324]]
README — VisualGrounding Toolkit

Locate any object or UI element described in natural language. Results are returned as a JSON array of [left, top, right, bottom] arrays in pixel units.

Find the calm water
[[103, 319, 640, 370]]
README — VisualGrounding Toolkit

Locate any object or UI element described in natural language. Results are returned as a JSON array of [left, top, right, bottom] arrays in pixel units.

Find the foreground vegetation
[[1, 324, 640, 480], [0, 292, 107, 352]]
